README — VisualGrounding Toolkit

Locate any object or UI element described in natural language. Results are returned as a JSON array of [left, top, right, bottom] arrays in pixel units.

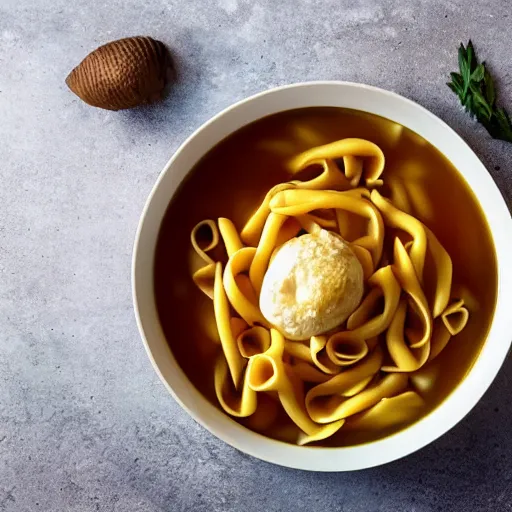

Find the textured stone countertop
[[1, 0, 512, 510]]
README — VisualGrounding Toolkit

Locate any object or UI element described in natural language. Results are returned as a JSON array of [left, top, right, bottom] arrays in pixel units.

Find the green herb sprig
[[447, 41, 512, 143]]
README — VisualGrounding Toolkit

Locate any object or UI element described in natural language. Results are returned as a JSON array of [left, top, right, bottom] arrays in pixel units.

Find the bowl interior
[[133, 82, 512, 471]]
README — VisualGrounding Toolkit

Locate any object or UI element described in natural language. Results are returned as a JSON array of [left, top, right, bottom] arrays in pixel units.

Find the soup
[[154, 108, 497, 446]]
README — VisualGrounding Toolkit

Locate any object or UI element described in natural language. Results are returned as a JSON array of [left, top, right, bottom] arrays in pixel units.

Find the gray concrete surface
[[1, 0, 512, 510]]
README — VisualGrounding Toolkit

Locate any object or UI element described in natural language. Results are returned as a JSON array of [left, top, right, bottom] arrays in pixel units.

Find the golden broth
[[154, 108, 497, 446]]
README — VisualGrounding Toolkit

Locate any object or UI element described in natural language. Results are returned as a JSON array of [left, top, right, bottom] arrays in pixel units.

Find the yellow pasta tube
[[249, 213, 288, 295], [371, 189, 427, 281], [234, 274, 259, 305], [291, 158, 351, 191], [214, 355, 257, 417], [269, 189, 384, 265], [192, 263, 216, 299], [349, 244, 374, 281], [236, 326, 271, 358], [393, 238, 432, 349], [325, 333, 368, 367], [425, 226, 453, 318], [310, 336, 340, 375], [223, 248, 269, 327], [428, 318, 452, 362], [288, 138, 385, 188], [344, 391, 424, 431], [343, 155, 363, 187], [218, 217, 243, 257], [191, 219, 220, 265], [274, 216, 302, 247], [285, 340, 313, 362], [283, 365, 344, 444], [442, 299, 469, 335], [296, 214, 323, 234], [290, 361, 332, 383], [213, 262, 246, 388], [241, 183, 295, 246], [326, 266, 401, 358], [451, 283, 480, 313], [382, 299, 430, 372], [305, 346, 383, 423], [247, 328, 286, 392], [297, 419, 345, 446], [191, 219, 222, 298]]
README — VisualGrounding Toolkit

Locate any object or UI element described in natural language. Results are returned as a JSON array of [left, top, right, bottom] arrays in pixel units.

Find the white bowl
[[132, 82, 512, 471]]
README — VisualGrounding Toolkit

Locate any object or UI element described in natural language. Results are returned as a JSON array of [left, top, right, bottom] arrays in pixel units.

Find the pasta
[[249, 213, 288, 295], [344, 391, 425, 431], [186, 135, 477, 446], [288, 138, 385, 188]]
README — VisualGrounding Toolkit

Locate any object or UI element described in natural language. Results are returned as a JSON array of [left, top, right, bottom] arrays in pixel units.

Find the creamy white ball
[[259, 230, 364, 340]]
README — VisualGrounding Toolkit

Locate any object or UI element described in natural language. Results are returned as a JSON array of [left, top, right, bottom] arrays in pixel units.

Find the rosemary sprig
[[447, 40, 512, 143]]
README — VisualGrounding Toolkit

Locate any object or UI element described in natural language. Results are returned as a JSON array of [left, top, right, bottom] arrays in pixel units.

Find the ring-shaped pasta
[[192, 263, 216, 300], [214, 355, 257, 418], [248, 330, 344, 444], [371, 189, 427, 282], [237, 326, 271, 358], [325, 333, 369, 367], [310, 336, 340, 375], [288, 138, 385, 188], [442, 299, 470, 335], [392, 238, 432, 349], [191, 219, 220, 264], [290, 158, 352, 191], [223, 248, 269, 327], [425, 226, 453, 318]]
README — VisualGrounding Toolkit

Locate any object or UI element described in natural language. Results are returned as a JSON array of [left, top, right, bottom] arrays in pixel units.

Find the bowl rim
[[132, 80, 512, 471]]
